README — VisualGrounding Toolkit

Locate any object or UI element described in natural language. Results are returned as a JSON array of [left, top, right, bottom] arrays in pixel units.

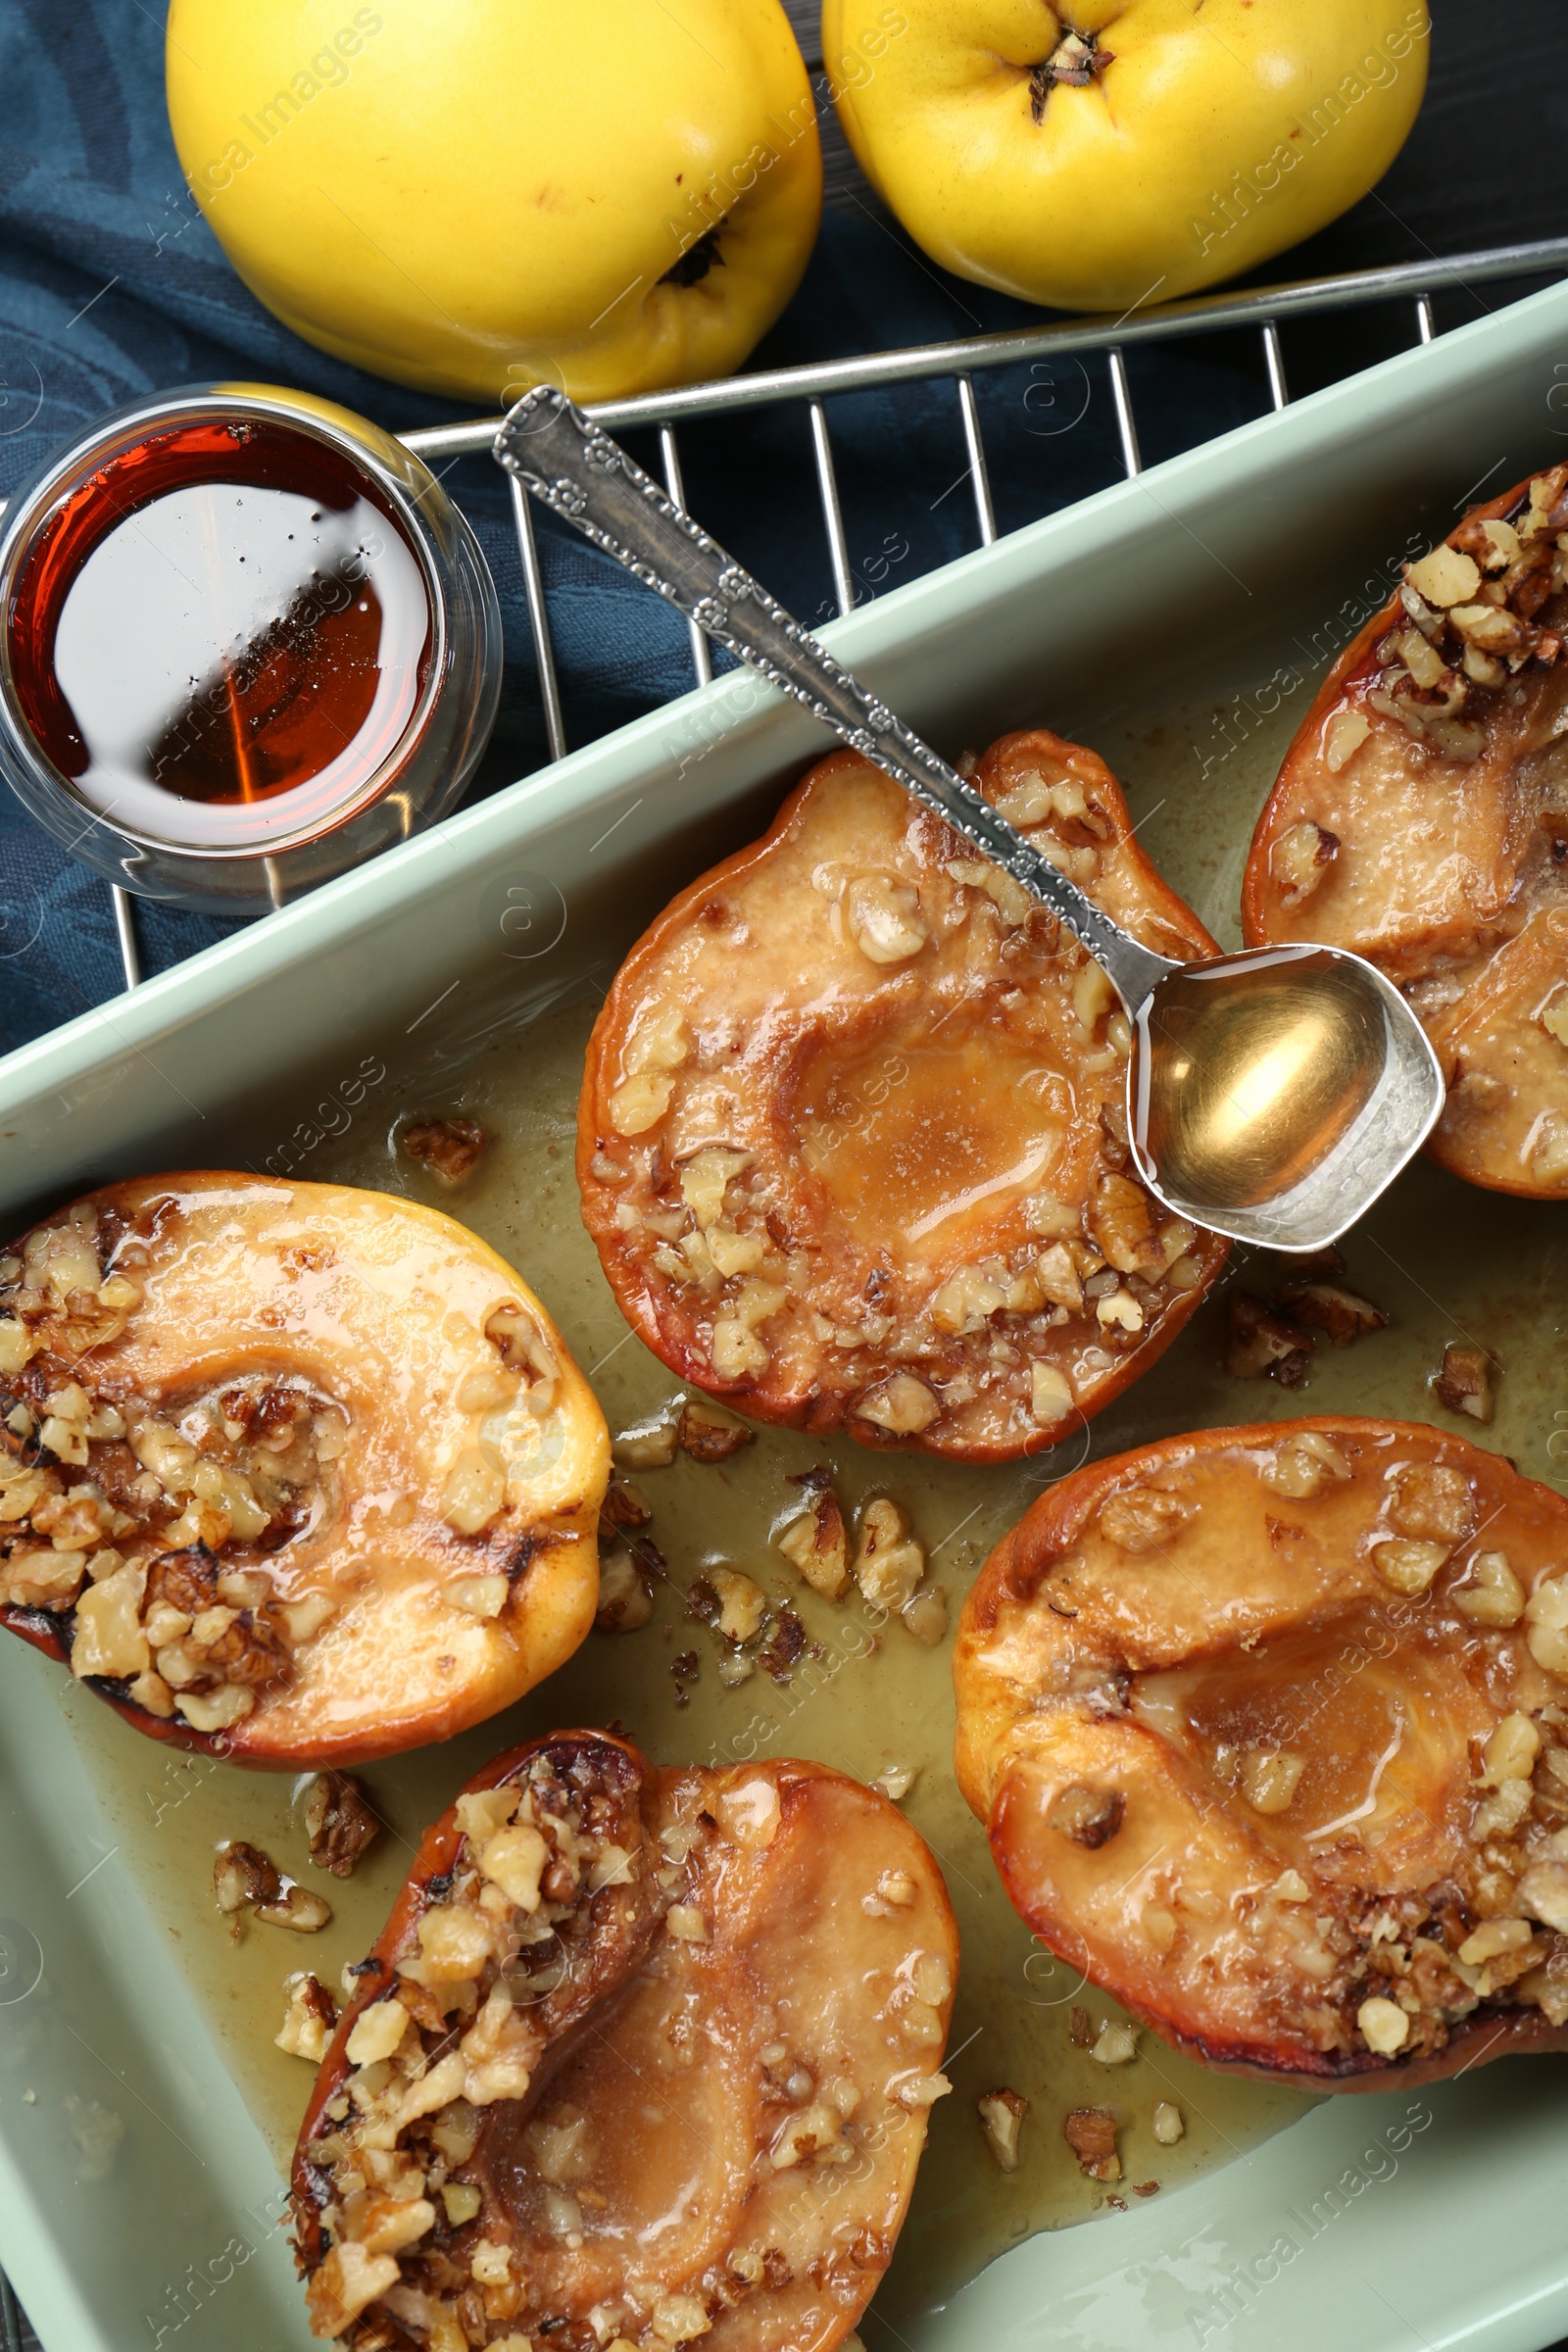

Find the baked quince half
[[0, 1175, 608, 1764], [954, 1418, 1568, 2087], [292, 1732, 958, 2348], [579, 731, 1227, 1461], [1244, 464, 1568, 1198]]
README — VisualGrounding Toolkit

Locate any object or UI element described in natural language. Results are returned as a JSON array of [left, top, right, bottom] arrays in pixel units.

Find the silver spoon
[[494, 391, 1444, 1252]]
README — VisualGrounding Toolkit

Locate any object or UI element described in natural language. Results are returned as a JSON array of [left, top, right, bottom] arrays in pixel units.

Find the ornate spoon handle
[[494, 389, 1174, 1011]]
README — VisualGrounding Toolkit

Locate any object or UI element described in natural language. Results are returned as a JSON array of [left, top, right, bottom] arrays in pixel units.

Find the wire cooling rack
[[77, 228, 1568, 1002]]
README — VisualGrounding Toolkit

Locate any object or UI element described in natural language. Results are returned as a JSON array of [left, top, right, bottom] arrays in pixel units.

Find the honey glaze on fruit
[[579, 730, 1229, 1462], [0, 1175, 608, 1764], [292, 1736, 958, 2349], [955, 1419, 1568, 2084], [1243, 463, 1568, 1198], [8, 418, 429, 845]]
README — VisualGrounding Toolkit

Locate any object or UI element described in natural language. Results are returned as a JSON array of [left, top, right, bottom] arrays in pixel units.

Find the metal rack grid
[[91, 230, 1568, 997]]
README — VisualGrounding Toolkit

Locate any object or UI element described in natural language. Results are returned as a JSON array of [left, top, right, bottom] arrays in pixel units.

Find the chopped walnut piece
[[1030, 1359, 1075, 1425], [1434, 1344, 1495, 1424], [307, 2242, 400, 2334], [1141, 1902, 1178, 1953], [213, 1840, 329, 1933], [201, 1605, 292, 1690], [1519, 1860, 1568, 1935], [401, 1118, 489, 1185], [854, 1372, 940, 1438], [845, 872, 928, 964], [854, 1498, 926, 1612], [1525, 1578, 1568, 1677], [1262, 1430, 1351, 1498], [676, 1400, 755, 1463], [1048, 1784, 1124, 1848], [1356, 1996, 1409, 2056], [600, 1478, 653, 1534], [1323, 710, 1370, 773], [1273, 820, 1340, 906], [1089, 1172, 1161, 1279], [1152, 2101, 1184, 2145], [776, 1476, 851, 1600], [977, 2087, 1028, 2172], [1406, 543, 1483, 609], [145, 1544, 218, 1621], [1097, 1486, 1194, 1554], [902, 1585, 950, 1646], [1239, 1749, 1306, 1816], [1373, 1538, 1449, 1596], [1225, 1292, 1312, 1386], [1063, 2106, 1120, 2181], [214, 1840, 281, 1916], [595, 1547, 656, 1633], [759, 1606, 809, 1682], [1274, 1283, 1387, 1348], [612, 1414, 679, 1470], [275, 1972, 338, 2062], [707, 1565, 766, 1644], [1090, 2021, 1138, 2066], [258, 1882, 332, 1934], [1389, 1461, 1473, 1543], [304, 1772, 381, 1879], [1453, 1550, 1526, 1627]]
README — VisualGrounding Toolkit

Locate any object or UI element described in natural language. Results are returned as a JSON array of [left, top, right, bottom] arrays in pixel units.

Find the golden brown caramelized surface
[[292, 1733, 958, 2350], [578, 732, 1227, 1461], [1245, 466, 1568, 1197], [0, 1175, 608, 1763], [954, 1418, 1568, 2085]]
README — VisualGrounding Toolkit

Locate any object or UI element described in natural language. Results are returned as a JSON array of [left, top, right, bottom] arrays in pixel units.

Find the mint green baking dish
[[3, 276, 1567, 2352]]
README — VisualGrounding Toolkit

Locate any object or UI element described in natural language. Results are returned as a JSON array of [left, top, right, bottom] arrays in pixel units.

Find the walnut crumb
[[676, 1401, 755, 1462], [400, 1117, 489, 1184], [1063, 2105, 1120, 2181], [1433, 1343, 1495, 1424], [304, 1771, 381, 1879]]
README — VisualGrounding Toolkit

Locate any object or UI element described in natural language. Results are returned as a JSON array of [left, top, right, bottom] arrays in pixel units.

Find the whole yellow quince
[[822, 1, 1429, 313], [167, 0, 822, 406]]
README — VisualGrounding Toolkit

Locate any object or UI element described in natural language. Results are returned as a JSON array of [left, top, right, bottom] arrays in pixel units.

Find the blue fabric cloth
[[0, 0, 1560, 1054]]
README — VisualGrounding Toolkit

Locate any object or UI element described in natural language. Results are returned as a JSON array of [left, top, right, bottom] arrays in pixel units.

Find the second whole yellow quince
[[823, 0, 1430, 314], [167, 0, 822, 406]]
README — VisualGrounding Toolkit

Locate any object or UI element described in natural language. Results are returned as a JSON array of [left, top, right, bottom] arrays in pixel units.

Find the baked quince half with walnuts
[[1245, 463, 1568, 1198], [292, 1732, 957, 2349], [578, 730, 1227, 1462], [955, 1418, 1568, 2086], [0, 1175, 608, 1764]]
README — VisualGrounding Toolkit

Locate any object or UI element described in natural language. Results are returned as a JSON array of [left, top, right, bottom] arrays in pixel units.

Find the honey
[[7, 416, 430, 850]]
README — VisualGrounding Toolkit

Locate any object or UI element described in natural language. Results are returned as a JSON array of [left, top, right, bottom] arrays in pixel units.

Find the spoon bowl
[[1131, 943, 1444, 1250], [494, 389, 1447, 1250]]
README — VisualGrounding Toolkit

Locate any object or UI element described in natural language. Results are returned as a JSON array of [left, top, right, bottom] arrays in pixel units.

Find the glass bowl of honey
[[0, 382, 502, 912]]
